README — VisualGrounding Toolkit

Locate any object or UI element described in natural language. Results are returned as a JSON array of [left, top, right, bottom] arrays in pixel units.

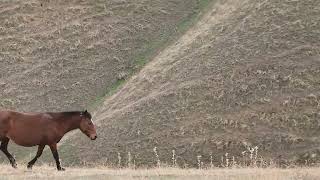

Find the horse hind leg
[[0, 138, 17, 168], [27, 145, 45, 169]]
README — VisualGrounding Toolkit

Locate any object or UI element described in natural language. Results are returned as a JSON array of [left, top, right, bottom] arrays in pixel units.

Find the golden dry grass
[[0, 164, 319, 180]]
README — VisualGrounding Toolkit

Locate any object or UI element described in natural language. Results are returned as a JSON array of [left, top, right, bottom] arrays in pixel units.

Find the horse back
[[0, 110, 56, 132], [1, 110, 60, 146]]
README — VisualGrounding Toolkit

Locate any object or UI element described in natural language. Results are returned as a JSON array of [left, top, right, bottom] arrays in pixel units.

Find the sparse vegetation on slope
[[0, 0, 208, 112], [0, 0, 212, 163], [59, 0, 320, 167]]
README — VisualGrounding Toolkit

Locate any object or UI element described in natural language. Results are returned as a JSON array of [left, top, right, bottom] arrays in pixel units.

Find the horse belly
[[7, 129, 44, 147]]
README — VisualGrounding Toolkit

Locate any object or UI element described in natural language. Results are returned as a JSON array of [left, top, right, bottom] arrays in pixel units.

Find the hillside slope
[[0, 0, 212, 163], [0, 0, 208, 112], [60, 0, 320, 167]]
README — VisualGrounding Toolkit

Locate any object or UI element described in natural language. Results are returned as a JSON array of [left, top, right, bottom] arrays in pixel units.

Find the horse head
[[79, 110, 97, 140]]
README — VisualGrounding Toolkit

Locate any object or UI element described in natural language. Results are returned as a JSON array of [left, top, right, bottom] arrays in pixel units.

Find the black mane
[[61, 111, 82, 117], [58, 111, 92, 119]]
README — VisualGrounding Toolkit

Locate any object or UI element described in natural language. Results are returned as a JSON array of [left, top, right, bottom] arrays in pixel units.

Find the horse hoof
[[12, 164, 17, 169], [58, 167, 65, 171], [27, 165, 32, 169]]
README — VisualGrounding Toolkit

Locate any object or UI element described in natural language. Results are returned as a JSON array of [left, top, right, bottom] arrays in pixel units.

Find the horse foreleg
[[0, 138, 17, 168], [49, 143, 65, 171], [27, 145, 45, 169]]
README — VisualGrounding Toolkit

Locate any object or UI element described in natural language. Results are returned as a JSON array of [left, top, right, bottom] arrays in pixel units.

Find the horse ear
[[84, 110, 88, 113]]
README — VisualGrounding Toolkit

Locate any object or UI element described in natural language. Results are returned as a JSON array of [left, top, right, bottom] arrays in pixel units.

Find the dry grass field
[[0, 165, 319, 180]]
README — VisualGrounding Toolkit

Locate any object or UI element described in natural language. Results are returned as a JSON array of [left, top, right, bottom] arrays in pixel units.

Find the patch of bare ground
[[57, 0, 320, 167]]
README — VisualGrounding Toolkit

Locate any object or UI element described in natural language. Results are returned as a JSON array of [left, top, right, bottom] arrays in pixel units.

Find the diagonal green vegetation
[[89, 79, 126, 112], [89, 0, 215, 112]]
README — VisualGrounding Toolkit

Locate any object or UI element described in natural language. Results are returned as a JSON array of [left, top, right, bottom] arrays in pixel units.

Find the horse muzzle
[[90, 134, 97, 140]]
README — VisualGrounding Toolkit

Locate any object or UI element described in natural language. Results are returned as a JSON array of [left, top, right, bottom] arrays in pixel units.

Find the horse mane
[[61, 111, 82, 117], [60, 111, 91, 119]]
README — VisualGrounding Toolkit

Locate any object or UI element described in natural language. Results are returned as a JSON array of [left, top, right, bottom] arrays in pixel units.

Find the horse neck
[[60, 116, 80, 133]]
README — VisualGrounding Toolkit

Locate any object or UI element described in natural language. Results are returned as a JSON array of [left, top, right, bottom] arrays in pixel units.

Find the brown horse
[[0, 110, 97, 171]]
